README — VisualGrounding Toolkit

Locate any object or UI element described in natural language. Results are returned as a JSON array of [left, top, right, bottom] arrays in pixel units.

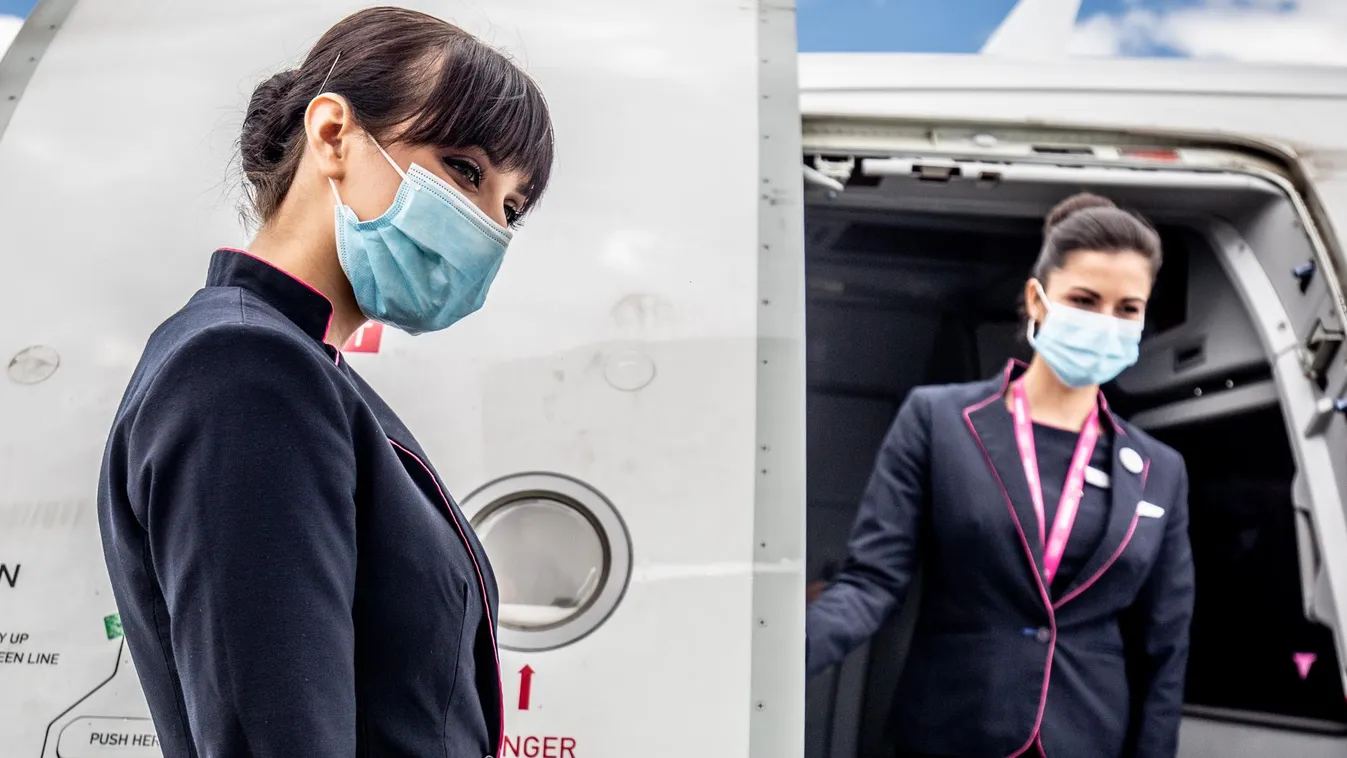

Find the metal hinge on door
[[1302, 315, 1344, 386]]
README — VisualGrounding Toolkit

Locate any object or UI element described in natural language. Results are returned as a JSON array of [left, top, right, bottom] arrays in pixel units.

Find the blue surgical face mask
[[330, 140, 512, 336], [1027, 281, 1143, 388]]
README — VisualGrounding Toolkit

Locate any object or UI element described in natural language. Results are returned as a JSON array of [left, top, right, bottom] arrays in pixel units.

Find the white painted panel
[[0, 1, 805, 756]]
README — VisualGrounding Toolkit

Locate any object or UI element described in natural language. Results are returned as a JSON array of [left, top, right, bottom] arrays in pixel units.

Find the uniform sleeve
[[1123, 462, 1196, 758], [127, 326, 359, 757], [805, 389, 931, 678]]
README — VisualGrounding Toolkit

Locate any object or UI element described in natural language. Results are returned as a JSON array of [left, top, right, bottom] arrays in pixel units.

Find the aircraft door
[[1184, 169, 1347, 751]]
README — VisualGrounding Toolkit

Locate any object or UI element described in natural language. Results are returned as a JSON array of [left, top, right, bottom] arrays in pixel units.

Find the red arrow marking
[[342, 322, 384, 353], [518, 665, 534, 710]]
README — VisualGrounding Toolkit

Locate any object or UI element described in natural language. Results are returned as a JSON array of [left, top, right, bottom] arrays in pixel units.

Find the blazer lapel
[[338, 363, 435, 474], [963, 360, 1048, 595], [1054, 403, 1150, 607], [338, 363, 500, 610]]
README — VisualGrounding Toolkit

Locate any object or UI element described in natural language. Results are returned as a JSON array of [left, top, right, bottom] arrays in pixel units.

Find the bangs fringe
[[401, 41, 555, 210]]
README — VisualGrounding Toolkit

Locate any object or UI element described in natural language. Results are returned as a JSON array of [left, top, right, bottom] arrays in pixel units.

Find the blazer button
[[1035, 627, 1051, 643]]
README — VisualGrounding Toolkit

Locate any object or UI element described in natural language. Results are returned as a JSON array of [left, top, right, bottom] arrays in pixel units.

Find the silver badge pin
[[1084, 466, 1111, 489], [1120, 447, 1144, 475], [1137, 501, 1166, 519]]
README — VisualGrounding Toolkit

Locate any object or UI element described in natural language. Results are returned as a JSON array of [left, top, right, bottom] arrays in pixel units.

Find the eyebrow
[[1067, 287, 1146, 305]]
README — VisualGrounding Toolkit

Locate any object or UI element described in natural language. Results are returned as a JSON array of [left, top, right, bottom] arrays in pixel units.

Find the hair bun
[[251, 69, 299, 107], [240, 69, 301, 177], [1044, 192, 1116, 234]]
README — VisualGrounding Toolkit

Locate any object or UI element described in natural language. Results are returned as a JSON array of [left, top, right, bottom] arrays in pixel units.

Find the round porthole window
[[462, 473, 631, 651]]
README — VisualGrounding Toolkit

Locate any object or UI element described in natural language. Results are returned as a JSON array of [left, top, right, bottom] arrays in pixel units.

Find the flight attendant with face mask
[[95, 8, 554, 757], [806, 193, 1196, 758]]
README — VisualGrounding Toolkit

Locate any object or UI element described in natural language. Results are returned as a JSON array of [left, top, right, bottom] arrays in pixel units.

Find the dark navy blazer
[[97, 249, 503, 758], [806, 361, 1195, 758]]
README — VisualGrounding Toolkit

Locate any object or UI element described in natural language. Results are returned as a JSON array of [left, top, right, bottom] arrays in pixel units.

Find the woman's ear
[[304, 93, 356, 184], [1024, 278, 1046, 325]]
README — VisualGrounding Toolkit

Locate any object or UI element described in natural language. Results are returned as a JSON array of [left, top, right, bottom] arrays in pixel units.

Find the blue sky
[[795, 0, 1181, 54], [3, 1, 1345, 64], [793, 0, 1344, 62], [0, 0, 32, 17]]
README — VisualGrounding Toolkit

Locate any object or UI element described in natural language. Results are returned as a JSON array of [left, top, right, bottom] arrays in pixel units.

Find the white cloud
[[1072, 0, 1347, 66], [0, 15, 23, 59]]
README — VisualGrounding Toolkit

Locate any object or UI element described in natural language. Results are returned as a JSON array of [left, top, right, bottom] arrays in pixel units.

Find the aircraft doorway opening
[[800, 146, 1347, 758]]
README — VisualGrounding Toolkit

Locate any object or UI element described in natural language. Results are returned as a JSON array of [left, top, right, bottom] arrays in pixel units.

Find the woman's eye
[[504, 205, 521, 226], [444, 158, 482, 187]]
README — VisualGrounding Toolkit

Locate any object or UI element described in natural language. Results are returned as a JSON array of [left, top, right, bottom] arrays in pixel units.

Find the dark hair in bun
[[240, 70, 300, 180], [1031, 192, 1162, 282]]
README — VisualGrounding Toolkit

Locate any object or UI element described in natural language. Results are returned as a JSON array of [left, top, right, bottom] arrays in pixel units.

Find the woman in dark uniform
[[95, 8, 553, 757], [806, 193, 1196, 758]]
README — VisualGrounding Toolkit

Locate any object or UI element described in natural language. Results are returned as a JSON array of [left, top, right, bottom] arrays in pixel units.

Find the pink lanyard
[[1009, 378, 1101, 586]]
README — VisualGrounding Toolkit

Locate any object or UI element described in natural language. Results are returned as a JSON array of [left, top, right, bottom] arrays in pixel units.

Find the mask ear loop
[[328, 141, 406, 204], [1033, 280, 1051, 310], [327, 139, 408, 219], [317, 52, 349, 209], [370, 139, 409, 182], [1026, 279, 1051, 346], [312, 51, 410, 205]]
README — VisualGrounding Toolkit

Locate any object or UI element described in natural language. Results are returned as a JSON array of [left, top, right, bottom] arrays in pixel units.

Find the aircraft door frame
[[1200, 168, 1347, 720]]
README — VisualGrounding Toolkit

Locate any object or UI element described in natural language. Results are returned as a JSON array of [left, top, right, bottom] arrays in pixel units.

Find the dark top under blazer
[[97, 249, 503, 758], [806, 361, 1195, 758], [1031, 422, 1113, 594]]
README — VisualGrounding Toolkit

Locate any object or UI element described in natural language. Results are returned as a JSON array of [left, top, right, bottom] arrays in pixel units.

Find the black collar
[[206, 248, 334, 343]]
